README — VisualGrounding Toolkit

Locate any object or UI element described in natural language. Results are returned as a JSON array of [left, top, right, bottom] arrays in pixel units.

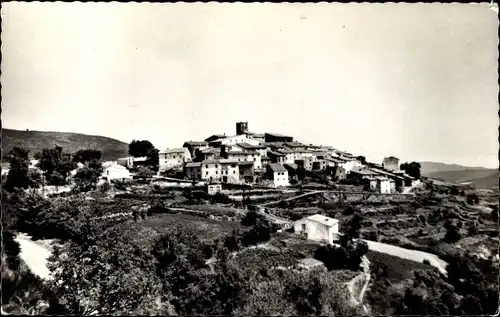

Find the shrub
[[443, 225, 461, 244]]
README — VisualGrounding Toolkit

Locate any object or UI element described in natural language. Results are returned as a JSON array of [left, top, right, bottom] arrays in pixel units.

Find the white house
[[207, 183, 222, 195], [266, 163, 289, 187], [294, 214, 340, 245], [159, 148, 191, 172], [102, 162, 132, 182], [210, 135, 261, 147], [375, 176, 392, 194]]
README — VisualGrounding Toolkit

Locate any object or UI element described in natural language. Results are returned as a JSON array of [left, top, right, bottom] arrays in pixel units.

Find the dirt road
[[363, 239, 448, 275], [14, 234, 53, 280]]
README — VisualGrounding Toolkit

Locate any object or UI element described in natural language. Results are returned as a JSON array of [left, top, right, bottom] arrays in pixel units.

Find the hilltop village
[[2, 122, 498, 316], [113, 121, 419, 194]]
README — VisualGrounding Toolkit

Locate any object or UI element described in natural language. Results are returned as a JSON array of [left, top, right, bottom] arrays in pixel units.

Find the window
[[233, 171, 235, 174], [302, 224, 306, 231], [206, 165, 208, 168], [173, 156, 176, 159], [206, 171, 208, 175], [254, 158, 256, 161], [215, 165, 218, 168], [216, 171, 218, 174]]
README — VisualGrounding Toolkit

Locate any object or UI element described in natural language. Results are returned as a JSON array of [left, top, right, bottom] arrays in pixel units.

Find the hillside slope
[[2, 129, 129, 161], [426, 169, 498, 191], [420, 161, 489, 175]]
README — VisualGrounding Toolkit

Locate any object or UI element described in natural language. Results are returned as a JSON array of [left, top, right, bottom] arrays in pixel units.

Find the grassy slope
[[2, 128, 129, 161], [426, 169, 498, 191]]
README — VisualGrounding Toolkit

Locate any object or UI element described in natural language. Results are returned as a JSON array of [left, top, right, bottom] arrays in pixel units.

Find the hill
[[2, 129, 129, 161], [420, 161, 489, 175], [426, 168, 498, 192]]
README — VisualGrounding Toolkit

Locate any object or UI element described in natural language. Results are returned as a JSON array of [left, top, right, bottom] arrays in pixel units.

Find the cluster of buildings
[[153, 121, 418, 192]]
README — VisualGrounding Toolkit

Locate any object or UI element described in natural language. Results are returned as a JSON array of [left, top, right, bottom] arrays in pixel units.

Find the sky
[[2, 2, 499, 168]]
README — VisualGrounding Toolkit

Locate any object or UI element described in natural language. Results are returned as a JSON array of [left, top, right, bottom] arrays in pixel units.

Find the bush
[[466, 193, 479, 205], [443, 225, 461, 243]]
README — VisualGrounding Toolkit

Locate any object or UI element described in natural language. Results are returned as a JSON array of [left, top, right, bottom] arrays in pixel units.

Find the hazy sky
[[2, 3, 498, 167]]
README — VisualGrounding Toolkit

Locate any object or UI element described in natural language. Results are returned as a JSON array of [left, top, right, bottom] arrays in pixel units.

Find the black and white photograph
[[1, 2, 499, 315]]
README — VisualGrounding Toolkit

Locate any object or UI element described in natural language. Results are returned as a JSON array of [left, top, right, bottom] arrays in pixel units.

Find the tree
[[73, 166, 103, 192], [36, 146, 76, 185], [72, 149, 102, 164], [400, 161, 421, 179], [5, 147, 30, 191], [466, 193, 479, 205], [136, 166, 154, 180], [48, 224, 164, 315], [128, 140, 156, 158], [443, 225, 461, 243], [356, 156, 367, 164], [345, 212, 363, 239], [491, 206, 498, 222], [28, 169, 43, 189]]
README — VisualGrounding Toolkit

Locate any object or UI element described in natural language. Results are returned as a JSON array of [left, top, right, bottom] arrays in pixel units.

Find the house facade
[[375, 176, 392, 194], [382, 156, 400, 172], [266, 163, 289, 187], [183, 141, 209, 158], [159, 148, 191, 172], [294, 214, 340, 245], [220, 159, 240, 184], [185, 162, 202, 180], [102, 162, 132, 182], [207, 183, 222, 195]]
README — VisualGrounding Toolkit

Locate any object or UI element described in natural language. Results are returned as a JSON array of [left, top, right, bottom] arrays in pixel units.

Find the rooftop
[[160, 148, 185, 154], [265, 132, 293, 138], [202, 159, 220, 164], [238, 161, 255, 166], [183, 141, 208, 146], [227, 150, 258, 155], [306, 214, 339, 227], [235, 142, 266, 150], [220, 158, 240, 164], [284, 163, 298, 170], [267, 150, 285, 157], [185, 162, 202, 168], [268, 163, 287, 173], [350, 167, 376, 175]]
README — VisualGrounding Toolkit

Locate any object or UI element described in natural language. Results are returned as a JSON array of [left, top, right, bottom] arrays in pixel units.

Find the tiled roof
[[306, 214, 339, 227], [228, 150, 258, 155], [350, 167, 376, 175], [284, 141, 304, 148], [183, 141, 208, 146], [185, 162, 202, 167], [266, 132, 293, 138], [220, 158, 240, 164], [285, 163, 298, 170], [160, 148, 185, 154], [202, 159, 220, 164], [238, 161, 255, 166], [236, 142, 266, 150], [267, 151, 285, 157], [261, 155, 270, 160], [268, 163, 287, 173], [200, 147, 220, 154]]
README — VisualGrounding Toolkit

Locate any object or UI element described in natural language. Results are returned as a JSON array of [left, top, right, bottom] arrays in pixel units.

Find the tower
[[236, 122, 248, 135]]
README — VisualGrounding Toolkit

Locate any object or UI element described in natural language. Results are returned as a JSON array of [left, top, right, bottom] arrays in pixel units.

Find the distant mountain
[[425, 168, 498, 192], [2, 128, 129, 161], [420, 161, 490, 175]]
